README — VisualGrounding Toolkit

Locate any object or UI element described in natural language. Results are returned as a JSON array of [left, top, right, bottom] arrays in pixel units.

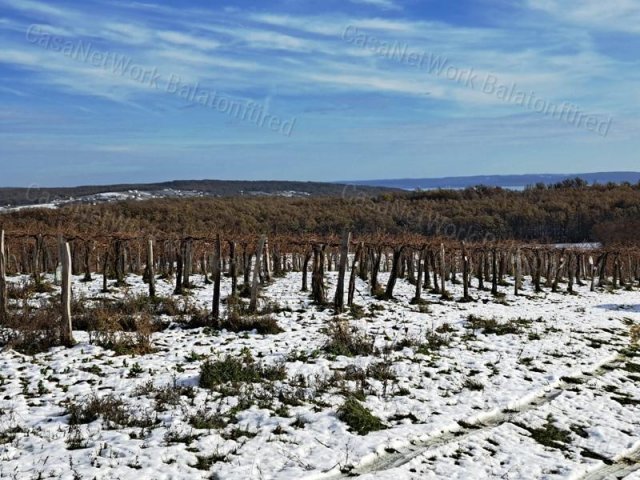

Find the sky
[[0, 0, 638, 187]]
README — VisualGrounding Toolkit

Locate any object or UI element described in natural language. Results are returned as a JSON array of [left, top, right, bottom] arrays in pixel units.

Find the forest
[[1, 180, 639, 244]]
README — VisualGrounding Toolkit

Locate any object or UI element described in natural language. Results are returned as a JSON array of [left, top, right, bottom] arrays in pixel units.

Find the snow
[[0, 271, 639, 479]]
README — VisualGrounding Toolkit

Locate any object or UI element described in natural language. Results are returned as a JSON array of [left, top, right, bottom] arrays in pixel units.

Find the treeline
[[1, 182, 639, 244], [0, 180, 394, 207]]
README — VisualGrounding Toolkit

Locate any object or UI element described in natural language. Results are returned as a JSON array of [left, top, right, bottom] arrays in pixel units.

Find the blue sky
[[0, 0, 638, 186]]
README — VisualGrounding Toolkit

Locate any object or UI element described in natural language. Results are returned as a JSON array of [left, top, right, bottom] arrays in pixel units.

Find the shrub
[[87, 310, 157, 356], [324, 322, 375, 357], [1, 300, 66, 354], [66, 394, 157, 429], [466, 314, 520, 335], [67, 395, 129, 428], [199, 352, 286, 388], [337, 397, 385, 435], [219, 312, 283, 335]]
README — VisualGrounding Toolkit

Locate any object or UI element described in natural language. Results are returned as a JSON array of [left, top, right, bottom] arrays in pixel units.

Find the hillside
[[0, 180, 397, 208]]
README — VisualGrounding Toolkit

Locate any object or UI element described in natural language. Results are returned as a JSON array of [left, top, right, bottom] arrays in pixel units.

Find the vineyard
[[0, 202, 640, 478]]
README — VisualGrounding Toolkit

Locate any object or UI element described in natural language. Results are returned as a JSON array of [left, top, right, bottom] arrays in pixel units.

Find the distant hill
[[347, 172, 640, 190], [0, 179, 397, 208]]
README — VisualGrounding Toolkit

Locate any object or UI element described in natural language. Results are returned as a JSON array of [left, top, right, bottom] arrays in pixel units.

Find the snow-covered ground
[[0, 271, 639, 479]]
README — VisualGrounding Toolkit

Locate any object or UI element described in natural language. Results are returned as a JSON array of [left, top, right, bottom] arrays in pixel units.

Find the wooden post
[[462, 243, 470, 301], [301, 251, 311, 292], [249, 236, 266, 313], [413, 248, 424, 304], [423, 249, 431, 289], [102, 249, 110, 293], [174, 240, 184, 295], [431, 250, 440, 293], [212, 235, 222, 320], [598, 253, 608, 287], [334, 231, 351, 313], [384, 246, 404, 300], [440, 243, 448, 298], [228, 241, 237, 298], [590, 256, 597, 292], [311, 244, 326, 304], [263, 237, 272, 283], [358, 246, 368, 281], [182, 239, 192, 289], [576, 254, 585, 286], [491, 247, 498, 296], [552, 253, 565, 293], [534, 250, 542, 293], [370, 248, 382, 295], [514, 248, 522, 295], [242, 245, 251, 287], [0, 230, 7, 324], [567, 253, 574, 293], [147, 239, 156, 298], [56, 234, 64, 285], [114, 239, 125, 287], [476, 251, 484, 290], [348, 243, 362, 307], [61, 242, 74, 346]]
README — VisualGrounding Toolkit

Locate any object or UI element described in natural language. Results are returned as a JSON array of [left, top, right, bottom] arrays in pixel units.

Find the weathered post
[[228, 240, 237, 297], [552, 253, 565, 293], [61, 242, 75, 346], [567, 253, 574, 293], [114, 239, 125, 287], [462, 242, 471, 301], [348, 243, 362, 307], [440, 243, 448, 299], [263, 237, 272, 283], [147, 238, 156, 298], [334, 231, 351, 313], [589, 256, 597, 292], [102, 248, 110, 293], [311, 244, 327, 304], [476, 250, 484, 290], [491, 247, 498, 296], [56, 234, 65, 285], [212, 235, 222, 321], [0, 230, 7, 324], [301, 250, 312, 292], [431, 250, 440, 293], [182, 239, 192, 289], [412, 247, 425, 304], [370, 247, 382, 295], [534, 250, 542, 293], [423, 248, 431, 290], [174, 240, 184, 295], [249, 236, 266, 313], [384, 246, 404, 300], [612, 254, 620, 289], [514, 247, 522, 295]]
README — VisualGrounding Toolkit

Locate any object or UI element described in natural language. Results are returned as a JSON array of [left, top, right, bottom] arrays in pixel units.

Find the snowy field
[[1, 271, 639, 480]]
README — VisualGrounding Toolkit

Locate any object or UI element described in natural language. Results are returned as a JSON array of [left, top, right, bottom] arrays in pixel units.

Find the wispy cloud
[[527, 0, 640, 34], [0, 0, 637, 184], [349, 0, 402, 11]]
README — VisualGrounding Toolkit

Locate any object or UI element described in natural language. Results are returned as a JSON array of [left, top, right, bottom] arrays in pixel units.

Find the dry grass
[[323, 322, 375, 357], [87, 310, 158, 356], [0, 300, 66, 354]]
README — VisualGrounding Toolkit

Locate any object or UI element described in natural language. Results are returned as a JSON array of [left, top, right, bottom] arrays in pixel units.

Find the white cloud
[[156, 31, 220, 50], [349, 0, 402, 11], [527, 0, 640, 34]]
